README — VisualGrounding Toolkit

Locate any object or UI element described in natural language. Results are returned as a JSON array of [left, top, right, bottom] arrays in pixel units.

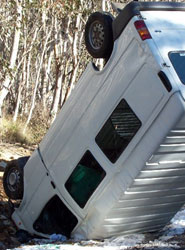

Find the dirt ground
[[0, 143, 34, 249]]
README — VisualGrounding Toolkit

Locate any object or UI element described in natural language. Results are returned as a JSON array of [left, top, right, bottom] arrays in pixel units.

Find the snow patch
[[9, 208, 185, 250], [103, 234, 145, 249], [160, 208, 185, 241]]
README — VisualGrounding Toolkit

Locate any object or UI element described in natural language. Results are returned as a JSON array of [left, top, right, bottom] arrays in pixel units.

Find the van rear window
[[169, 51, 185, 84]]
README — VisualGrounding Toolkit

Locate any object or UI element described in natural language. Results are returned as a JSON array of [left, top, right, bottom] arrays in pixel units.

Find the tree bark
[[65, 13, 82, 99], [0, 0, 22, 119], [24, 28, 52, 131]]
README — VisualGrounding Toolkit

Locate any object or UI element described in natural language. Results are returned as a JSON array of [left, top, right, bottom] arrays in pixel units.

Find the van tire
[[85, 12, 113, 59], [3, 157, 29, 200]]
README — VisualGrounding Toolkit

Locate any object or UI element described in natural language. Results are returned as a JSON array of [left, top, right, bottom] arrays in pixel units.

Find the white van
[[3, 1, 185, 240]]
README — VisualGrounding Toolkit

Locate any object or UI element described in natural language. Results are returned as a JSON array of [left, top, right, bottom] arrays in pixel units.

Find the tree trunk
[[40, 51, 53, 111], [23, 27, 39, 116], [102, 0, 106, 11], [13, 34, 27, 122], [0, 0, 22, 118], [65, 13, 82, 100], [13, 82, 22, 122], [24, 29, 52, 131], [49, 16, 64, 122]]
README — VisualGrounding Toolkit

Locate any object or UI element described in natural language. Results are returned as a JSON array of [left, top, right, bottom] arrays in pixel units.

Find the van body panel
[[39, 38, 145, 167], [73, 93, 185, 239], [11, 1, 185, 240], [113, 1, 185, 41], [141, 10, 185, 97]]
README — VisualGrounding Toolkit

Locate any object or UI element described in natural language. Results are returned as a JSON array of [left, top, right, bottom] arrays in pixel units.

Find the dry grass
[[0, 118, 30, 145], [0, 115, 49, 145]]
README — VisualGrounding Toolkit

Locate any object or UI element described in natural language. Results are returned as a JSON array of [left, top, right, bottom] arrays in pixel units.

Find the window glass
[[169, 51, 185, 84], [33, 195, 78, 237], [65, 151, 106, 208], [95, 99, 141, 163]]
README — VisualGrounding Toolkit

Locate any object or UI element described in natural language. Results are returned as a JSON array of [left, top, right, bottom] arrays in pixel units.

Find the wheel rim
[[89, 21, 105, 50], [9, 172, 17, 185], [7, 168, 21, 192]]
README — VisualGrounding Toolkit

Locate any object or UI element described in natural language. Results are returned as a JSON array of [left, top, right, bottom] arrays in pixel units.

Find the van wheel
[[3, 157, 29, 200], [85, 12, 113, 59]]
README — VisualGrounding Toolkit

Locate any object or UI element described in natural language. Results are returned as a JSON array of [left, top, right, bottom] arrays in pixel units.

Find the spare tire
[[85, 12, 114, 59], [3, 156, 29, 200]]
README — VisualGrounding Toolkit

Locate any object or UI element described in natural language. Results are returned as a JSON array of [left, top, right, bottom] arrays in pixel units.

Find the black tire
[[3, 156, 29, 200], [85, 12, 114, 59]]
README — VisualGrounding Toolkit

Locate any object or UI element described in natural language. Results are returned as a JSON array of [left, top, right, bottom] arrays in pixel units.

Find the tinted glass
[[95, 99, 141, 163], [169, 51, 185, 84], [65, 151, 106, 208], [33, 195, 78, 237]]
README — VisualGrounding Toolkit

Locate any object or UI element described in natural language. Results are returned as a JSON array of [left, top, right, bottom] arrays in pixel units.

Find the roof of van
[[113, 1, 185, 41]]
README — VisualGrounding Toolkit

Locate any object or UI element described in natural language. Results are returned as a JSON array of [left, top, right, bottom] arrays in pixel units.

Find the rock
[[0, 160, 7, 169], [8, 226, 17, 234], [3, 220, 11, 226], [0, 242, 6, 250], [0, 233, 7, 241], [10, 236, 21, 245], [0, 215, 7, 220], [0, 221, 5, 231], [15, 229, 33, 243]]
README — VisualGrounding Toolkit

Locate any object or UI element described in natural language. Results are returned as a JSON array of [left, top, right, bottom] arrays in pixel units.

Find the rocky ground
[[0, 173, 19, 249], [0, 143, 34, 249]]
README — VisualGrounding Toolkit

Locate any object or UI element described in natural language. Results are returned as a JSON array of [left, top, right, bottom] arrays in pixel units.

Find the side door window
[[33, 195, 78, 237], [95, 99, 141, 163], [65, 151, 106, 208]]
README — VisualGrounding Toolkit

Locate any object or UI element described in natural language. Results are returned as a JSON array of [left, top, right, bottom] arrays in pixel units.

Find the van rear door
[[141, 10, 185, 93]]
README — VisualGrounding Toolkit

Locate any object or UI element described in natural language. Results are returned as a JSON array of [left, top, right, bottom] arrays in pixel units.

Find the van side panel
[[74, 93, 185, 239]]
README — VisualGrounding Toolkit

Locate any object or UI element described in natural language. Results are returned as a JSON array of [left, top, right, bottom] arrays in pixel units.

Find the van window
[[95, 99, 141, 163], [169, 51, 185, 84], [65, 151, 106, 208], [33, 195, 78, 237]]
